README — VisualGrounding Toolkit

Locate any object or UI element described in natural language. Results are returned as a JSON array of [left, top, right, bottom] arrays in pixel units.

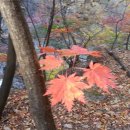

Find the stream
[[0, 62, 25, 89]]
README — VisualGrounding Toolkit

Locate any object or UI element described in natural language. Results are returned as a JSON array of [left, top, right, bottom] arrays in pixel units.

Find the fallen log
[[105, 48, 130, 77]]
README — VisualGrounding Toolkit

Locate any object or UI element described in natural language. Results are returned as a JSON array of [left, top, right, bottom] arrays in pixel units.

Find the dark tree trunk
[[0, 12, 2, 37], [44, 0, 55, 46], [105, 48, 130, 78], [125, 32, 130, 50], [0, 1, 56, 130], [0, 35, 16, 117], [111, 27, 119, 50]]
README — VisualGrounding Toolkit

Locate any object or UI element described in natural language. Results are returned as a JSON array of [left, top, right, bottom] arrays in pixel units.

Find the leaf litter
[[0, 46, 130, 130]]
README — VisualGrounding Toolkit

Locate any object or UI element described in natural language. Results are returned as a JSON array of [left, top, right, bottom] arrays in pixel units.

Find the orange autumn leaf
[[87, 51, 101, 57], [44, 73, 90, 111], [39, 45, 101, 57], [40, 46, 56, 53], [57, 45, 101, 57], [57, 49, 77, 57], [71, 45, 101, 57], [39, 55, 64, 70], [83, 61, 116, 92]]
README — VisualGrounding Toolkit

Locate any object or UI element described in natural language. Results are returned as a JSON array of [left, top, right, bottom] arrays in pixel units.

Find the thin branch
[[22, 1, 41, 47], [44, 0, 55, 47], [59, 0, 77, 45]]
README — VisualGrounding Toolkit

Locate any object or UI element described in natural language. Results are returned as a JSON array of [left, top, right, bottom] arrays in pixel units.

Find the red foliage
[[71, 45, 101, 57], [40, 46, 56, 53], [44, 73, 90, 111], [83, 61, 116, 92], [39, 55, 64, 70], [38, 46, 116, 111], [57, 45, 101, 57], [57, 49, 77, 57]]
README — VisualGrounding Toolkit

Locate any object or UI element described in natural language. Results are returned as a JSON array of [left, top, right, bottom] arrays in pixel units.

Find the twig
[[44, 0, 55, 47]]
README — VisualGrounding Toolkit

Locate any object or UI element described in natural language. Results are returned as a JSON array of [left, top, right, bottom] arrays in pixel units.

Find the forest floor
[[0, 46, 130, 130]]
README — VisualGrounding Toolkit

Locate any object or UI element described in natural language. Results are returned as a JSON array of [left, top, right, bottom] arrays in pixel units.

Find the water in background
[[0, 62, 25, 89]]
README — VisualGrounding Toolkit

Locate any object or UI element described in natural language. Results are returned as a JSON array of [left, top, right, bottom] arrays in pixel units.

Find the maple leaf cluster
[[39, 45, 116, 111]]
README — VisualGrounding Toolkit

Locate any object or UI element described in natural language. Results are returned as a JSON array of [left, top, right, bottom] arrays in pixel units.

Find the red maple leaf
[[39, 55, 64, 70], [71, 45, 101, 57], [57, 49, 77, 57], [83, 61, 116, 92], [44, 73, 90, 111], [56, 45, 101, 57], [39, 46, 56, 54], [86, 51, 101, 57]]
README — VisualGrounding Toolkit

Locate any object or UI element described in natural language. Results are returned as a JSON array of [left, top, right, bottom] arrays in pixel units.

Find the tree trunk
[[0, 12, 2, 33], [105, 48, 130, 78], [0, 1, 56, 130], [125, 32, 130, 50], [0, 35, 16, 117]]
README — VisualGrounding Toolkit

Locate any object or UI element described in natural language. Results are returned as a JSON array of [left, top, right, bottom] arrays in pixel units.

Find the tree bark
[[105, 48, 130, 78], [125, 32, 130, 50], [0, 35, 16, 117], [0, 12, 2, 33], [44, 0, 55, 46], [0, 1, 56, 130]]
